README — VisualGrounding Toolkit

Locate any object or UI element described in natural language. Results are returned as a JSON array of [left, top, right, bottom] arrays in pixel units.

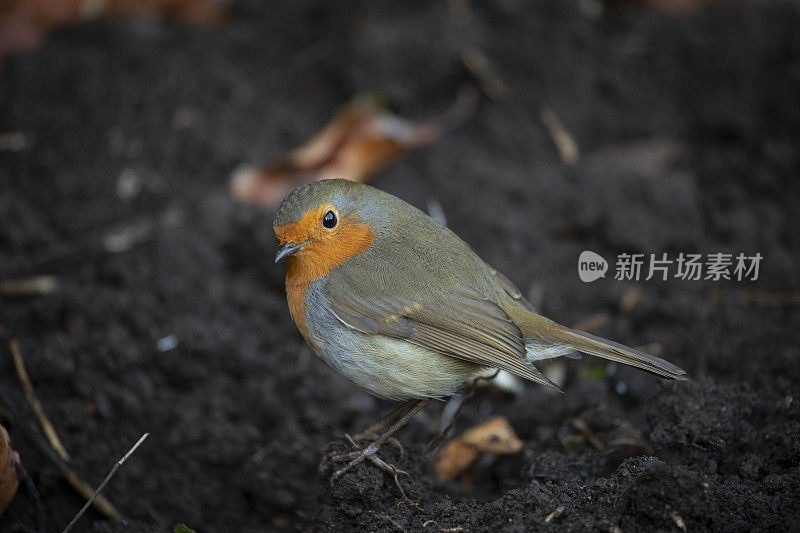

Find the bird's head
[[273, 179, 386, 278]]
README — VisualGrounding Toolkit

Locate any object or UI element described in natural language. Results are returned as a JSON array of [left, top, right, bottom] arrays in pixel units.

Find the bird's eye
[[322, 210, 337, 229]]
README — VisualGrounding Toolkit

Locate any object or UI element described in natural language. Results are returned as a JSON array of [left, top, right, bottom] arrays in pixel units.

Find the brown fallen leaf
[[0, 425, 20, 516], [435, 416, 523, 483], [231, 86, 478, 208], [0, 0, 227, 69]]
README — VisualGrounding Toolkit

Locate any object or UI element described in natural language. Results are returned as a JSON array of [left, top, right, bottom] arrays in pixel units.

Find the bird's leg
[[425, 370, 498, 457], [331, 399, 431, 482], [424, 395, 465, 457], [351, 399, 419, 441]]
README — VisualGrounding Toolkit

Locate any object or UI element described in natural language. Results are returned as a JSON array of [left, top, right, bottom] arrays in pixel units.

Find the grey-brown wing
[[487, 264, 535, 312], [324, 271, 558, 389]]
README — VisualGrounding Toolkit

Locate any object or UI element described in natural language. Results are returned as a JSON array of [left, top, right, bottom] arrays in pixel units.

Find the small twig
[[62, 433, 149, 533], [545, 504, 566, 523], [10, 340, 70, 460], [62, 468, 123, 522], [540, 107, 579, 166], [461, 47, 508, 101], [670, 510, 687, 532], [0, 275, 58, 296], [369, 511, 408, 533], [606, 437, 653, 455], [391, 466, 411, 503], [0, 387, 125, 523], [392, 468, 428, 516]]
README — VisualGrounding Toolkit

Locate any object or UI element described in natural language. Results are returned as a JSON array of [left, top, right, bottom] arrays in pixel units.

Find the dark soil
[[2, 0, 799, 531]]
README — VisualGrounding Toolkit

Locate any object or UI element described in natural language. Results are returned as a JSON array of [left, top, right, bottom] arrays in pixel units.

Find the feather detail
[[524, 340, 577, 362]]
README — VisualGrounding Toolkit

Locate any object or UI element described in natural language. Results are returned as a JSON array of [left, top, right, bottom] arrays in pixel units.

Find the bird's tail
[[513, 310, 687, 380]]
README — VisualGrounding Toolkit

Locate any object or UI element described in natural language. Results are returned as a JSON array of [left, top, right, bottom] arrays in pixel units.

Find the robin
[[273, 179, 686, 479]]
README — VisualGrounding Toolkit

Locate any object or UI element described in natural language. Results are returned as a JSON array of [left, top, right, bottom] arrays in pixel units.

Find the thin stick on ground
[[540, 106, 579, 166], [0, 374, 125, 523], [461, 47, 508, 101], [62, 468, 123, 522], [10, 339, 70, 461], [62, 433, 149, 533]]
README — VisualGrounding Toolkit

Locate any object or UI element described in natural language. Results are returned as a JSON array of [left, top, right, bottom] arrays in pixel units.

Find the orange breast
[[286, 264, 311, 338], [278, 207, 375, 341]]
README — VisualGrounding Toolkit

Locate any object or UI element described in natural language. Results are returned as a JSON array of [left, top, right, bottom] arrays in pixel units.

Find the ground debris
[[544, 504, 565, 523], [0, 425, 20, 515], [435, 416, 523, 483], [231, 87, 477, 209], [540, 107, 579, 166]]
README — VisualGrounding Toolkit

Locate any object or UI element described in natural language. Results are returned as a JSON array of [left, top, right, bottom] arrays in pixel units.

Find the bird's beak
[[275, 241, 306, 263]]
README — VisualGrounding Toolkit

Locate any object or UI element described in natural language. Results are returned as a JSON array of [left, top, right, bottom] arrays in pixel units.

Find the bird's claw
[[330, 440, 406, 484], [329, 399, 430, 485], [344, 433, 360, 448], [346, 433, 404, 456]]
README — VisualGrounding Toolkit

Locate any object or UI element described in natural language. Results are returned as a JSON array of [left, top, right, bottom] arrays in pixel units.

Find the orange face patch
[[274, 204, 375, 336]]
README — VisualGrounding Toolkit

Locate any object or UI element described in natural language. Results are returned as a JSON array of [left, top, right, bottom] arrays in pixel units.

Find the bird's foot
[[329, 399, 431, 485], [348, 431, 405, 455], [330, 437, 406, 484]]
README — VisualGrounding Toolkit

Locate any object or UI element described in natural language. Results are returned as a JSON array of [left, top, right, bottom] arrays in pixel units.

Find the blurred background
[[1, 0, 799, 531]]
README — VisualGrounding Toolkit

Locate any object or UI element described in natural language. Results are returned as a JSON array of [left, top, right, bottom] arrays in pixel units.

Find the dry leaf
[[0, 0, 227, 68], [231, 86, 478, 208], [0, 425, 20, 516], [435, 416, 523, 482]]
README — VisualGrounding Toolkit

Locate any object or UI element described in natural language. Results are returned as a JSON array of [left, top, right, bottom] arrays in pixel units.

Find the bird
[[272, 178, 686, 479]]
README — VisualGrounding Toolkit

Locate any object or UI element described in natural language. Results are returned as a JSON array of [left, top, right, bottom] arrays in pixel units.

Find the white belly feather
[[304, 280, 484, 400]]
